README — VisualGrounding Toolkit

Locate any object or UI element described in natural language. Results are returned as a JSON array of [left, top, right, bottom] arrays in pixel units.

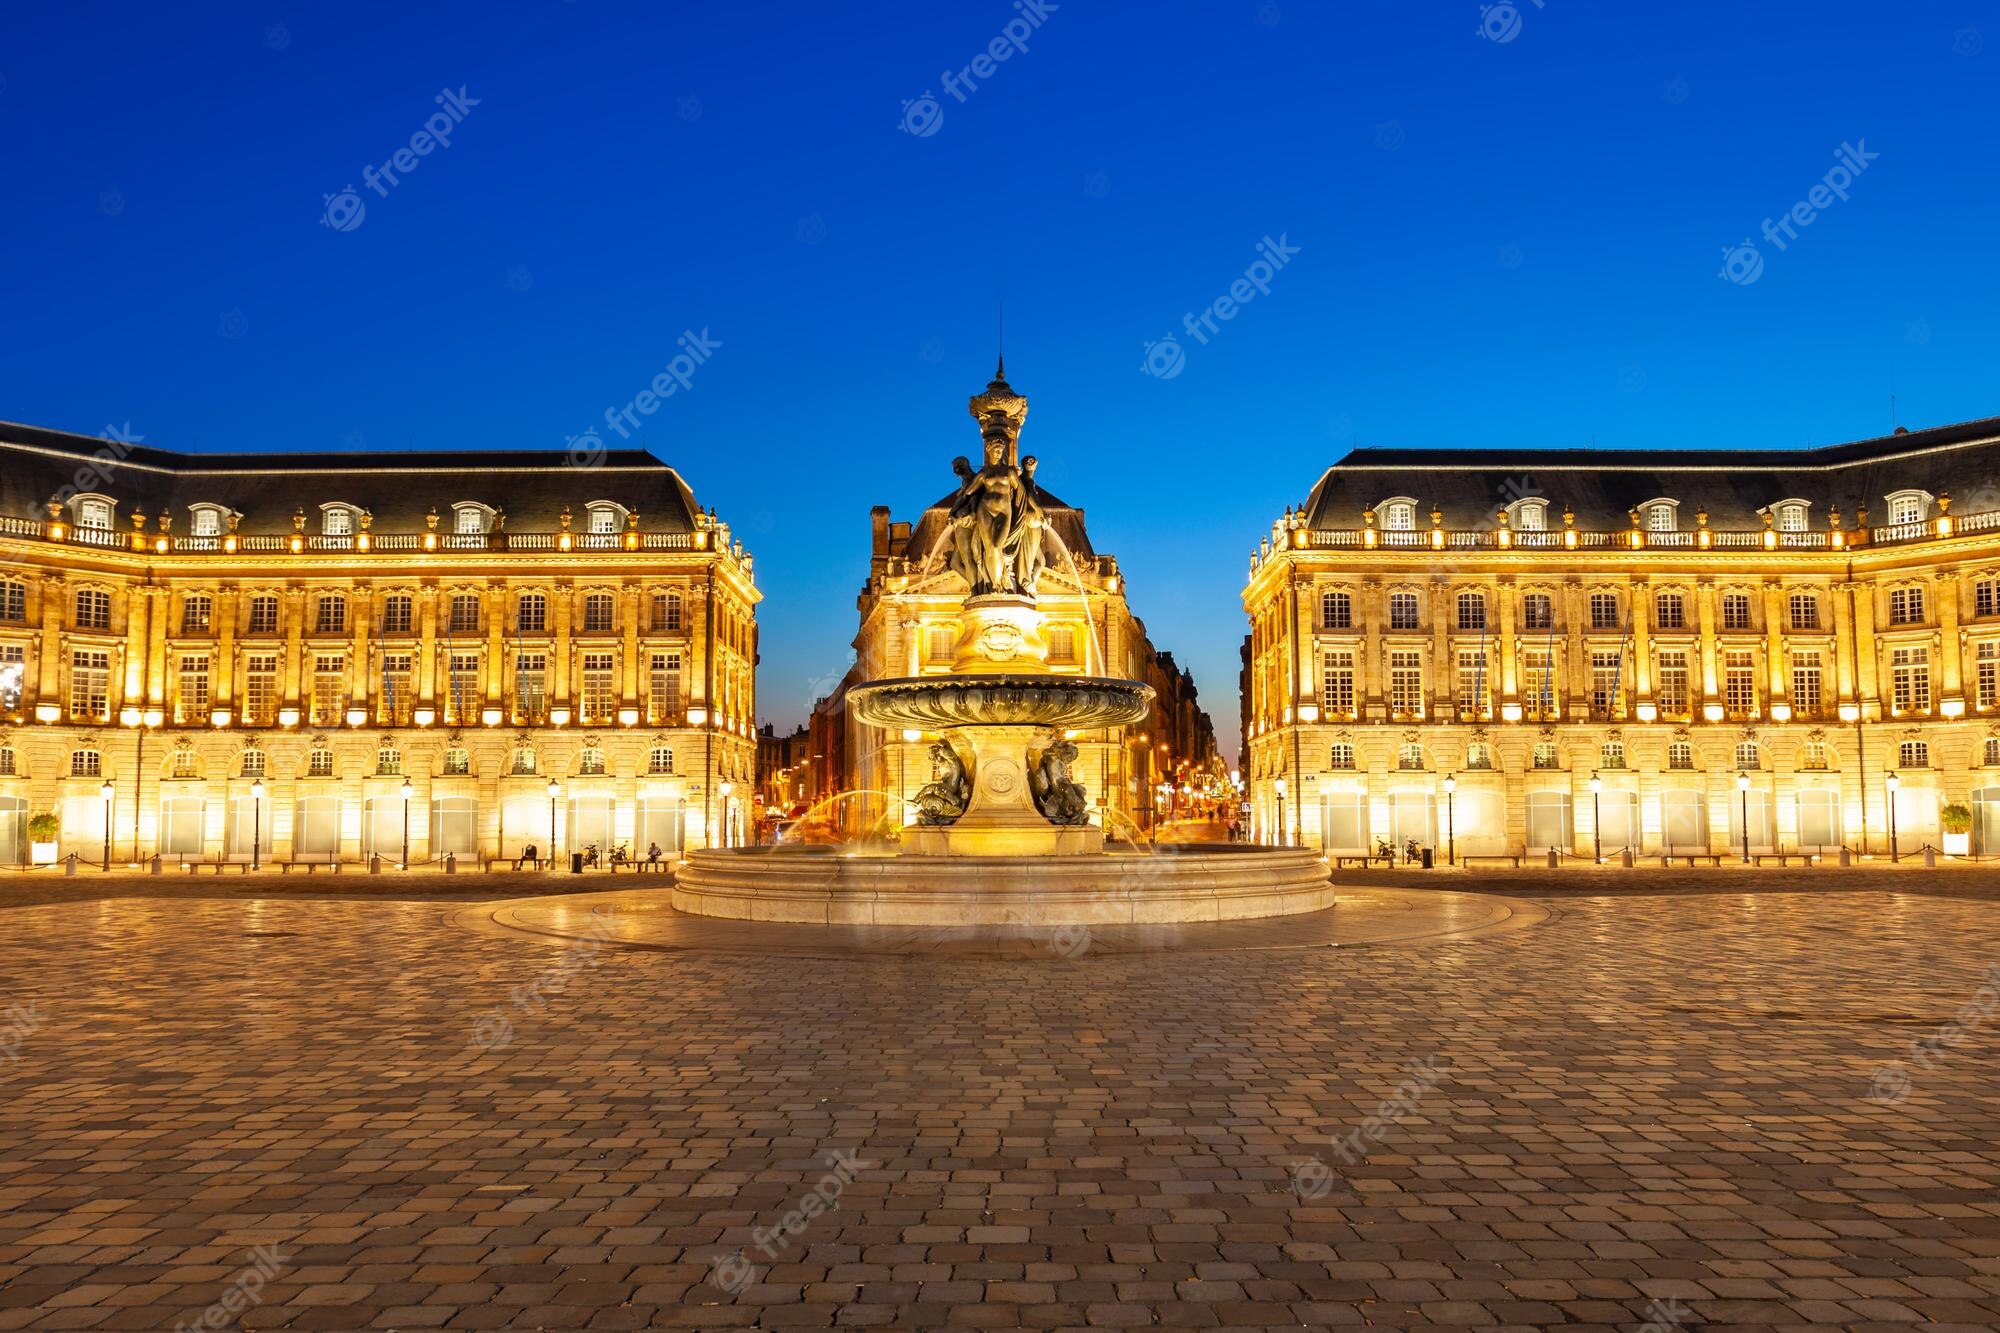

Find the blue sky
[[4, 1, 1997, 758]]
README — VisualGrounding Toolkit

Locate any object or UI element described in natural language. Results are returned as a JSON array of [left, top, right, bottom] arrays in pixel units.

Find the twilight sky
[[4, 0, 1998, 759]]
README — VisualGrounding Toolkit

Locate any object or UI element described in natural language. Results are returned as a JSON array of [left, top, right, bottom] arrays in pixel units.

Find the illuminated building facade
[[0, 423, 757, 865], [1245, 418, 2000, 860]]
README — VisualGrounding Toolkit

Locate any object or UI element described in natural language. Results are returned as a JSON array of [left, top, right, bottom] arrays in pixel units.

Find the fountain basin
[[849, 673, 1153, 732], [671, 844, 1336, 926]]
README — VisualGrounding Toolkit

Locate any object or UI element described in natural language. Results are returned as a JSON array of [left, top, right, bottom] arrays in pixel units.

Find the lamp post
[[547, 778, 559, 870], [400, 776, 413, 869], [129, 708, 161, 862], [1737, 770, 1752, 864], [1273, 777, 1288, 848], [250, 778, 265, 870], [99, 780, 113, 870], [1589, 770, 1603, 864], [1443, 772, 1457, 866], [1886, 770, 1900, 862]]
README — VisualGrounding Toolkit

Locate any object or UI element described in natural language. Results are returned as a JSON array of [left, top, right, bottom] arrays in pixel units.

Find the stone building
[[813, 364, 1214, 839], [1244, 417, 2000, 859], [0, 422, 758, 865]]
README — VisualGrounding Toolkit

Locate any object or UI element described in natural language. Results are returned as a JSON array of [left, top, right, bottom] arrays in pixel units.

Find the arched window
[[1328, 743, 1355, 770], [1643, 501, 1677, 533], [241, 749, 267, 777], [1987, 737, 2000, 766], [1800, 740, 1828, 770], [648, 746, 674, 774], [1513, 499, 1547, 531], [188, 504, 228, 537], [517, 593, 547, 633], [1885, 490, 1929, 526], [578, 747, 607, 776], [1735, 741, 1762, 770], [443, 748, 471, 775], [169, 750, 198, 779], [582, 594, 615, 632], [510, 748, 537, 775], [1600, 742, 1626, 770], [1397, 743, 1425, 771], [1899, 740, 1930, 769], [586, 501, 627, 534], [1774, 501, 1809, 532], [1455, 591, 1487, 631], [1465, 742, 1493, 770], [308, 749, 335, 776], [1667, 741, 1694, 770], [1532, 742, 1560, 770], [452, 503, 492, 535], [1320, 590, 1352, 629], [321, 505, 355, 537], [0, 747, 14, 776], [70, 749, 101, 777], [76, 496, 114, 529], [653, 589, 683, 631], [375, 747, 401, 776], [1382, 500, 1416, 531], [448, 594, 480, 634]]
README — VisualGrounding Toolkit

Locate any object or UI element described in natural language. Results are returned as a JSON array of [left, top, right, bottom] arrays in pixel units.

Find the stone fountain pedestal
[[902, 723, 1104, 857]]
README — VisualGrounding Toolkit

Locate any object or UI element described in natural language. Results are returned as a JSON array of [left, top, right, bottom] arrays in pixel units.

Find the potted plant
[[1940, 802, 1973, 856], [27, 812, 59, 866]]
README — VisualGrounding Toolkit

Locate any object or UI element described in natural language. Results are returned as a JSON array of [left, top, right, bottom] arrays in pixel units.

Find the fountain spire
[[968, 358, 1028, 468]]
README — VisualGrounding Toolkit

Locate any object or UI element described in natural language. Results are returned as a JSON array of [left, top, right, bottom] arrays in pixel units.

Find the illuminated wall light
[[1635, 702, 1658, 722], [1697, 530, 1713, 549], [1629, 530, 1644, 550], [1938, 516, 1954, 538], [549, 707, 571, 726], [48, 522, 65, 541], [1292, 528, 1307, 548], [617, 707, 640, 726], [1430, 529, 1445, 550], [1296, 703, 1320, 723], [1703, 702, 1725, 721], [423, 532, 438, 552], [278, 706, 301, 727], [1562, 529, 1577, 549], [481, 707, 504, 726], [1839, 703, 1860, 721], [1942, 698, 1967, 718], [119, 706, 143, 727], [345, 706, 368, 727], [222, 534, 238, 553], [558, 532, 574, 552], [1769, 702, 1792, 722], [210, 709, 232, 727], [356, 532, 372, 552], [1496, 528, 1512, 548], [1362, 529, 1378, 549], [1500, 702, 1523, 721], [34, 703, 61, 723], [624, 531, 639, 551], [413, 707, 436, 727], [154, 537, 169, 554], [1831, 530, 1845, 549], [694, 531, 709, 550], [288, 535, 304, 554], [687, 706, 708, 725]]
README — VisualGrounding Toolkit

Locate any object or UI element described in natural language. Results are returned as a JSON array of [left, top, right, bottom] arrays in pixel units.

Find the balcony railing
[[2, 519, 709, 557]]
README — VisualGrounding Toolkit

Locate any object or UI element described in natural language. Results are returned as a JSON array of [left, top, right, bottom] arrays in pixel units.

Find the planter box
[[1943, 831, 1971, 856], [29, 841, 58, 866]]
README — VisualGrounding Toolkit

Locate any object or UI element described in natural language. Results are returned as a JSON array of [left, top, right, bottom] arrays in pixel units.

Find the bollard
[[1621, 847, 1634, 868], [1839, 846, 1851, 866], [1546, 848, 1559, 869], [370, 853, 381, 875], [445, 852, 456, 875], [1923, 845, 1936, 868], [149, 854, 162, 875], [64, 853, 78, 877]]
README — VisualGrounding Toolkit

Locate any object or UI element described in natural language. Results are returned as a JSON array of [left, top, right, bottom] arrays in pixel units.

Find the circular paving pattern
[[448, 883, 1551, 957]]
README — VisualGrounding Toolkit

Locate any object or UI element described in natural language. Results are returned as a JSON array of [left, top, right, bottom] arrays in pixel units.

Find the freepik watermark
[[709, 1149, 871, 1293], [469, 911, 619, 1051], [1719, 140, 1880, 285], [1289, 1054, 1445, 1199], [899, 1, 1059, 137], [172, 1245, 291, 1333], [601, 330, 722, 440], [1141, 234, 1302, 380], [1867, 963, 2000, 1104], [0, 1002, 44, 1063], [321, 86, 480, 232]]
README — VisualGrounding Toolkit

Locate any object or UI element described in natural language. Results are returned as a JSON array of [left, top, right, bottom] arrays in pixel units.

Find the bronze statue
[[1030, 738, 1091, 825], [911, 741, 971, 824], [946, 447, 1047, 599]]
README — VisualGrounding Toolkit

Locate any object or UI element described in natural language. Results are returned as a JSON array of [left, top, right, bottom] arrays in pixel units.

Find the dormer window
[[321, 504, 356, 537], [1510, 499, 1548, 531], [1377, 497, 1417, 531], [585, 501, 627, 534], [1772, 500, 1810, 533], [187, 504, 229, 537], [1641, 500, 1678, 533], [452, 502, 496, 535], [71, 494, 115, 530], [1886, 490, 1931, 526]]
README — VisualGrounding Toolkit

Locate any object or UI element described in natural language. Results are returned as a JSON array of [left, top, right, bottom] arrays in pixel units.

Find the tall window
[[1789, 593, 1820, 630], [248, 595, 279, 634], [1589, 592, 1619, 630], [444, 748, 471, 775], [380, 595, 413, 634], [1328, 743, 1356, 770], [517, 593, 546, 633], [1735, 741, 1762, 769], [0, 645, 22, 712], [1388, 650, 1423, 717], [583, 594, 615, 632], [1724, 651, 1756, 717], [1456, 591, 1486, 631], [1891, 646, 1931, 712], [1977, 580, 2000, 618], [381, 654, 413, 724], [1888, 586, 1926, 625], [1800, 740, 1828, 770], [1514, 501, 1547, 531], [1987, 738, 2000, 766], [1321, 591, 1352, 629], [1532, 741, 1560, 770], [654, 590, 683, 631], [1523, 594, 1553, 631], [375, 747, 402, 776], [181, 595, 212, 633], [1388, 593, 1419, 631], [308, 748, 335, 776], [1600, 741, 1626, 770], [1667, 741, 1694, 770], [1590, 650, 1623, 718], [69, 650, 109, 720], [1776, 503, 1807, 532], [1654, 592, 1685, 630], [511, 748, 537, 776], [1657, 651, 1689, 716], [1790, 652, 1823, 716], [311, 655, 345, 725], [581, 653, 617, 724], [0, 580, 24, 622], [1980, 642, 2000, 709], [454, 506, 488, 535], [1721, 593, 1751, 630], [241, 748, 267, 778], [649, 652, 682, 722], [1455, 648, 1487, 716], [1397, 743, 1425, 771], [588, 504, 622, 534], [1321, 651, 1354, 719], [578, 747, 607, 776], [315, 595, 346, 634], [175, 654, 210, 724], [0, 747, 14, 776], [1524, 648, 1555, 719], [447, 653, 478, 723], [448, 594, 480, 634], [243, 654, 277, 726], [1898, 739, 1930, 768], [71, 749, 102, 777], [1466, 742, 1493, 770], [516, 652, 548, 723], [1046, 626, 1077, 664], [649, 746, 674, 774], [76, 588, 111, 630], [189, 507, 223, 537]]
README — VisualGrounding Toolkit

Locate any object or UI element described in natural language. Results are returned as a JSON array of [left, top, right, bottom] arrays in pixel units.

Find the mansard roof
[[0, 419, 703, 534], [1299, 414, 2000, 531]]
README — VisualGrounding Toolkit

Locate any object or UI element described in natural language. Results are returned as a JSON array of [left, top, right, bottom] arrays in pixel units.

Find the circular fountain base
[[671, 845, 1336, 926]]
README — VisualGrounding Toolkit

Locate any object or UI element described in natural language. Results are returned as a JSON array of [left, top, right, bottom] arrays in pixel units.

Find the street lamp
[[1443, 772, 1457, 866], [547, 778, 560, 870], [1273, 777, 1288, 848], [1886, 770, 1901, 863], [1589, 770, 1603, 864], [250, 778, 265, 870], [400, 776, 413, 869], [1737, 770, 1752, 864], [99, 780, 113, 871]]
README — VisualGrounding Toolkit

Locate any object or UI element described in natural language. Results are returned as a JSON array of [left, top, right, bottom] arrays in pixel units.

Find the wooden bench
[[1754, 851, 1812, 866], [194, 860, 249, 875], [1658, 853, 1725, 867], [279, 860, 343, 875], [1462, 853, 1526, 868], [490, 857, 548, 872], [1333, 853, 1396, 868]]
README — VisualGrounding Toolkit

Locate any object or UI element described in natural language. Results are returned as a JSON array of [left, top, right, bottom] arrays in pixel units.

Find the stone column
[[486, 584, 507, 705], [215, 588, 238, 710], [1832, 580, 1857, 707], [1564, 580, 1586, 715], [417, 583, 439, 704], [1361, 578, 1383, 719], [350, 584, 371, 711], [1430, 579, 1451, 718], [1937, 571, 1963, 704], [1497, 576, 1518, 707], [1763, 580, 1788, 713], [144, 586, 169, 709], [1629, 575, 1652, 704], [36, 573, 65, 706], [1853, 583, 1880, 719], [1697, 579, 1720, 712], [621, 583, 641, 707], [552, 584, 574, 708], [282, 585, 306, 706], [120, 582, 147, 711]]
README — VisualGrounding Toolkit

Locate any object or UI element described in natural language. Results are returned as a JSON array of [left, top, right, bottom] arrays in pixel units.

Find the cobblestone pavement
[[1, 877, 1998, 1330]]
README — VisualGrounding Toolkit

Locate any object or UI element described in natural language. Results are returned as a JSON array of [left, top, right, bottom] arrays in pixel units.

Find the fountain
[[673, 363, 1334, 926]]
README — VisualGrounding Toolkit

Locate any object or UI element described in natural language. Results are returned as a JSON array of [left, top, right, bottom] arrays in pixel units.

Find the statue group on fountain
[[911, 741, 971, 825], [1030, 737, 1092, 826], [946, 446, 1047, 600]]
